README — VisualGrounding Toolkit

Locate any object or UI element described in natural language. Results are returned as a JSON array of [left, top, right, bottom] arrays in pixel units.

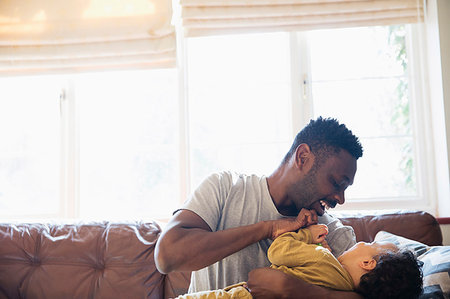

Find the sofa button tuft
[[31, 256, 41, 266], [94, 263, 105, 270]]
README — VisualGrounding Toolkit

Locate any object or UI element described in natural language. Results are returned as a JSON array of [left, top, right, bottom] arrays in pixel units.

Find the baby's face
[[338, 241, 398, 264]]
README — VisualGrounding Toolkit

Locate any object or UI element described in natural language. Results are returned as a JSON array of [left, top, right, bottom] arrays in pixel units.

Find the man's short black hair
[[356, 250, 423, 299], [282, 117, 363, 164]]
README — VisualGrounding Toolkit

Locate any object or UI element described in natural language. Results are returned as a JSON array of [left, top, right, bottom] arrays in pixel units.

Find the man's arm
[[155, 209, 318, 274], [247, 268, 363, 299]]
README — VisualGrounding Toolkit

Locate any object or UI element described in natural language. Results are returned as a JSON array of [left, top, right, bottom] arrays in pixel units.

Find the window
[[0, 76, 62, 218], [308, 26, 416, 200], [185, 24, 432, 213], [0, 70, 179, 221], [303, 25, 431, 211], [0, 24, 435, 221], [75, 70, 179, 220], [186, 33, 293, 189]]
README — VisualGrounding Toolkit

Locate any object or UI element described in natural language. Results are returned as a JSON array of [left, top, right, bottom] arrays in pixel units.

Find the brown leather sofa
[[0, 211, 442, 299]]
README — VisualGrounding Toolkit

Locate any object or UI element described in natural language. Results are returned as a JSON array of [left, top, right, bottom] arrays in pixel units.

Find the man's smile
[[321, 199, 337, 209], [310, 199, 337, 216]]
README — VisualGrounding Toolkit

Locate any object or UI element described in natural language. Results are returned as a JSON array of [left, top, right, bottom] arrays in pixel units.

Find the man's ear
[[359, 258, 377, 271], [295, 144, 312, 170]]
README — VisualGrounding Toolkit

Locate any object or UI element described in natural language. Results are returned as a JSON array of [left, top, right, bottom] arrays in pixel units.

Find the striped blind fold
[[0, 0, 175, 75], [180, 0, 424, 37]]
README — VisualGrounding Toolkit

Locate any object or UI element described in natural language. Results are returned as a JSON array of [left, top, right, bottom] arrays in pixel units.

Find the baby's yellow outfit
[[268, 229, 354, 290], [176, 229, 354, 299], [175, 282, 251, 299]]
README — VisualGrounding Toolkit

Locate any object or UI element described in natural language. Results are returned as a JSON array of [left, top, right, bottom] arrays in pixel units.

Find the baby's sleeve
[[268, 229, 316, 267]]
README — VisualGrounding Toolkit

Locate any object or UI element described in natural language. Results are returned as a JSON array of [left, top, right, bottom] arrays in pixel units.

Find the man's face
[[287, 149, 357, 216]]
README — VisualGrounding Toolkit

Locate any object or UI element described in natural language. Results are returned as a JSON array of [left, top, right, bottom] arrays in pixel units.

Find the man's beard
[[288, 165, 320, 211]]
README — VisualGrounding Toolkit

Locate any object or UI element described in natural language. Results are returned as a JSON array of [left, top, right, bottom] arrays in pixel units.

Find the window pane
[[309, 25, 417, 199], [309, 26, 405, 81], [0, 76, 61, 216], [76, 69, 178, 220], [187, 33, 292, 188], [312, 78, 410, 137], [347, 137, 416, 198]]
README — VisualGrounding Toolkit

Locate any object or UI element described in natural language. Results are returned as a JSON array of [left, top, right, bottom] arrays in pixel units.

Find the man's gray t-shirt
[[179, 171, 356, 293]]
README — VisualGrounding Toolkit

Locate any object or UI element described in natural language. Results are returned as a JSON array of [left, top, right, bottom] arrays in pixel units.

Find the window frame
[[59, 79, 80, 220]]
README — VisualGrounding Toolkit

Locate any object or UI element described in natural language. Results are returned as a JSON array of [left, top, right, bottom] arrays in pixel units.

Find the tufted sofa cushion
[[0, 222, 164, 299]]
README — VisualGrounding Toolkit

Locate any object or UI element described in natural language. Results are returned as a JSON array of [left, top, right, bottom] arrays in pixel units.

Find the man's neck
[[267, 166, 298, 217]]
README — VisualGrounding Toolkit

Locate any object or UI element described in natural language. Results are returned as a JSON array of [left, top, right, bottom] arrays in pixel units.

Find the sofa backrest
[[339, 211, 443, 246]]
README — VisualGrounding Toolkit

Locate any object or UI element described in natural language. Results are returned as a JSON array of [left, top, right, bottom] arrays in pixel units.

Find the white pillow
[[374, 230, 430, 256]]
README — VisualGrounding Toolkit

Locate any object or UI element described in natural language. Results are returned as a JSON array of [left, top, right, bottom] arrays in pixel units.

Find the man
[[155, 117, 363, 298]]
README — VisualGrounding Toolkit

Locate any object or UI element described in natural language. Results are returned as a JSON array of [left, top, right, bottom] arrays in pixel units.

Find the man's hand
[[269, 208, 318, 240], [247, 267, 294, 299], [296, 208, 318, 227], [306, 224, 328, 244], [247, 267, 363, 299]]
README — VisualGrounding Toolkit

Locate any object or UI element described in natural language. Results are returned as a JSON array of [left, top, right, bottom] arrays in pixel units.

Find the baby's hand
[[306, 224, 328, 243]]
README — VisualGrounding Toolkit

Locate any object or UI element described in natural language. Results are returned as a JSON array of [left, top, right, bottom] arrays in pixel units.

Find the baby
[[177, 220, 423, 299], [268, 224, 423, 299]]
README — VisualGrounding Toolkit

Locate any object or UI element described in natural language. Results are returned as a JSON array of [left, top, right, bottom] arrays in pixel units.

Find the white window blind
[[0, 0, 176, 75], [180, 0, 424, 37]]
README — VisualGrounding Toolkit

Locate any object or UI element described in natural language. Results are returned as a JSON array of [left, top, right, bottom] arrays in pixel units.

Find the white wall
[[437, 0, 450, 173], [427, 0, 450, 217], [441, 224, 450, 245]]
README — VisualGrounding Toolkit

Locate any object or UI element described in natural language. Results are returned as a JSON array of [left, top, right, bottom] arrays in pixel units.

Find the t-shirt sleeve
[[177, 172, 231, 232], [319, 212, 356, 257]]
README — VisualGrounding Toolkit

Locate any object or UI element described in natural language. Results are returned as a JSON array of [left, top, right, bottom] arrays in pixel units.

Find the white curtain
[[0, 0, 175, 75], [180, 0, 424, 37]]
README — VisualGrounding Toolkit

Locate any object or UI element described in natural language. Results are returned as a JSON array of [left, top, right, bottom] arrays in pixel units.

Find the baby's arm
[[267, 224, 328, 267]]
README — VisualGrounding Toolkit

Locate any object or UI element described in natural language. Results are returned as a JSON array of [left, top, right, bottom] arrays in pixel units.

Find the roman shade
[[0, 0, 175, 75], [180, 0, 424, 37]]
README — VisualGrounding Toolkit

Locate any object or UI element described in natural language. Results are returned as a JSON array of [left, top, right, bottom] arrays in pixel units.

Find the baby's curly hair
[[356, 250, 423, 299]]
